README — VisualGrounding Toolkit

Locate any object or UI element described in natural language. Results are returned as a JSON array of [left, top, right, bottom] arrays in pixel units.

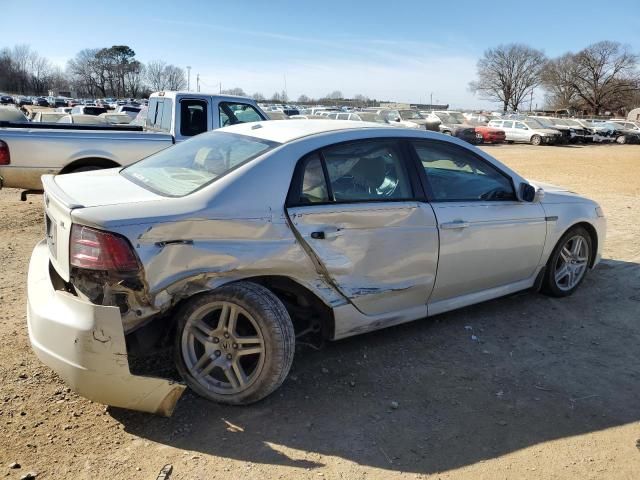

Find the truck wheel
[[530, 135, 542, 146], [175, 282, 295, 405], [541, 226, 592, 297]]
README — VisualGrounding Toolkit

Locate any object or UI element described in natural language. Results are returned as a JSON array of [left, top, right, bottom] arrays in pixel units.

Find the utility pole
[[186, 66, 191, 91], [284, 74, 287, 101], [430, 92, 433, 107], [196, 73, 200, 92], [529, 89, 534, 112]]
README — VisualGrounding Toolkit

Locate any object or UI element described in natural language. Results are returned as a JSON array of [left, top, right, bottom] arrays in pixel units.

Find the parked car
[[364, 109, 422, 129], [474, 125, 506, 144], [16, 96, 32, 106], [26, 119, 606, 415], [0, 106, 29, 123], [98, 113, 132, 124], [0, 94, 15, 104], [31, 112, 67, 123], [32, 97, 50, 107], [423, 111, 479, 144], [0, 92, 267, 191], [116, 105, 142, 120], [70, 105, 108, 116], [488, 119, 561, 145], [605, 122, 640, 144], [398, 110, 441, 132], [548, 118, 590, 143], [57, 114, 109, 125], [530, 117, 570, 144]]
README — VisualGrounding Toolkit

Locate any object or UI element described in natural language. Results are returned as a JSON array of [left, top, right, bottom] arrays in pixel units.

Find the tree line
[[0, 44, 186, 98], [470, 41, 640, 115]]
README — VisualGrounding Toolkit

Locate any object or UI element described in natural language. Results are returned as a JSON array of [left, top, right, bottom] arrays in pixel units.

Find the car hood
[[529, 180, 593, 204], [52, 167, 163, 208]]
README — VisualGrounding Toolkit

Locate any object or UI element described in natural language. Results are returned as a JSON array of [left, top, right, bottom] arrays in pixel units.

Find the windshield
[[524, 119, 545, 129], [122, 131, 279, 197], [435, 112, 466, 124], [534, 118, 554, 127], [399, 110, 423, 120]]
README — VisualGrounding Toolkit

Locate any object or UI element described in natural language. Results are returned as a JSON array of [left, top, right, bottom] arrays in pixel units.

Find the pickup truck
[[0, 92, 267, 193]]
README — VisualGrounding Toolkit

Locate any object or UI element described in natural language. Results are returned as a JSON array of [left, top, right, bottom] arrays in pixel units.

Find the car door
[[286, 139, 439, 316], [500, 120, 516, 141], [514, 121, 531, 142], [409, 140, 546, 306]]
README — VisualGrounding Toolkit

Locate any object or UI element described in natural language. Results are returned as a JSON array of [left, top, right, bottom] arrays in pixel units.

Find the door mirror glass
[[520, 183, 536, 202]]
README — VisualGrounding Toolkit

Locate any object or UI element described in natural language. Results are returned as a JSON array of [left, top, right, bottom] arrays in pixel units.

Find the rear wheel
[[530, 135, 542, 146], [542, 226, 592, 297], [174, 282, 295, 405]]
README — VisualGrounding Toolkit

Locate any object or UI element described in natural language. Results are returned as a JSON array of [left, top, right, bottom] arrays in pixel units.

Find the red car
[[475, 126, 506, 144]]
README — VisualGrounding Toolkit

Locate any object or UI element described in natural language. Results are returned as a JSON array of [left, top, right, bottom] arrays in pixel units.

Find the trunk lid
[[42, 170, 162, 281]]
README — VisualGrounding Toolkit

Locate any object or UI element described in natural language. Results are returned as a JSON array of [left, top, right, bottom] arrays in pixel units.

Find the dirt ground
[[0, 144, 639, 479]]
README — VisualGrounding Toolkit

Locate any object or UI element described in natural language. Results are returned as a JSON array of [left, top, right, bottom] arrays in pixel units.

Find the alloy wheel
[[554, 235, 589, 292]]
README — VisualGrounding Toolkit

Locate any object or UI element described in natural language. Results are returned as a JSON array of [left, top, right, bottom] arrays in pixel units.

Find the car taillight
[[70, 224, 139, 272], [0, 140, 10, 165]]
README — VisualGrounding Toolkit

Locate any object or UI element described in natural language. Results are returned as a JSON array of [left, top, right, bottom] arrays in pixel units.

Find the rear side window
[[180, 99, 208, 136], [290, 140, 413, 205]]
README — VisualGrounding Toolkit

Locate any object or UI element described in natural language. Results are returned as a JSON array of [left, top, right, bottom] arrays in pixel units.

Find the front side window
[[219, 102, 263, 127], [412, 141, 515, 202], [502, 121, 513, 128], [122, 131, 278, 197], [515, 122, 527, 130], [180, 99, 208, 136]]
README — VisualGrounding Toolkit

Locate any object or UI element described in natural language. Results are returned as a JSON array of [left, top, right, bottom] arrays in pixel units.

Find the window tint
[[502, 121, 513, 128], [219, 102, 263, 127], [180, 99, 208, 136], [322, 140, 412, 202], [412, 141, 515, 202], [298, 154, 329, 204]]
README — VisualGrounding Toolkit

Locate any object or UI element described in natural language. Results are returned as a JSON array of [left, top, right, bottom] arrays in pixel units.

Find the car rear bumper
[[27, 240, 185, 416]]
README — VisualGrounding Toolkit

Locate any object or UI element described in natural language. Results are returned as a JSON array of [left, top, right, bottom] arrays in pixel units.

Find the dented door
[[287, 202, 438, 316]]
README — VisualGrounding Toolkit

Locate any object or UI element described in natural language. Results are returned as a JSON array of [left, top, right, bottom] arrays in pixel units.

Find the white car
[[27, 120, 605, 415], [488, 119, 561, 145]]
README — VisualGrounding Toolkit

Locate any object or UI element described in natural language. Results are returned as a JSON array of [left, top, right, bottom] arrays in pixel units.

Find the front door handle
[[310, 231, 325, 239], [440, 220, 470, 230]]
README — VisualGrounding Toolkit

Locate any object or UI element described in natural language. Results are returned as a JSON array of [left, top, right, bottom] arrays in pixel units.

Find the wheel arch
[[571, 221, 599, 267], [59, 157, 121, 174]]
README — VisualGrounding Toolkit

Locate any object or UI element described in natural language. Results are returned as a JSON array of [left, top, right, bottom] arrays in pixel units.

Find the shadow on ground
[[112, 258, 640, 474]]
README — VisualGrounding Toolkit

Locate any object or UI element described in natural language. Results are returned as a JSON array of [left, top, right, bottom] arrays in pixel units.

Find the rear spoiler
[[0, 121, 143, 132], [41, 175, 84, 209]]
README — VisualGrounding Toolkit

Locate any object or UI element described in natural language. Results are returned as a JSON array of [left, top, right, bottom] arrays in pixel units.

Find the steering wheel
[[479, 187, 507, 200]]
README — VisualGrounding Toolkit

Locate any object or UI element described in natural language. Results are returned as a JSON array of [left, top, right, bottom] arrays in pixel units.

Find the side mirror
[[395, 118, 401, 122], [520, 183, 536, 202]]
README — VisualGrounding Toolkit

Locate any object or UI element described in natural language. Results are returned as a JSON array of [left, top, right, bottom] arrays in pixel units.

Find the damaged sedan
[[27, 120, 606, 415]]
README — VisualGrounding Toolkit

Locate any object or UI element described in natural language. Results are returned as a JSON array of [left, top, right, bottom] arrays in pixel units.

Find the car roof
[[219, 119, 394, 143]]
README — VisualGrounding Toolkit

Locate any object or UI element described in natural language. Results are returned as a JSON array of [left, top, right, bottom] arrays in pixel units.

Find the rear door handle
[[310, 228, 342, 240], [310, 231, 325, 239], [440, 220, 470, 230]]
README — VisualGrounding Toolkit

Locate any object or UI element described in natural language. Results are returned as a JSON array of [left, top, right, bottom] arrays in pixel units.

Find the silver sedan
[[27, 120, 606, 415]]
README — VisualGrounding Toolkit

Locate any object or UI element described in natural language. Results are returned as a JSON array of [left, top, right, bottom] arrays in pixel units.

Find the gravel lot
[[1, 144, 639, 479]]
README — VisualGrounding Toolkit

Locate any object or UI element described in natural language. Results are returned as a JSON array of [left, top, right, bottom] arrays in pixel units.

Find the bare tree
[[271, 91, 282, 102], [252, 92, 265, 101], [549, 41, 638, 114], [221, 87, 246, 96], [164, 65, 186, 90], [297, 94, 311, 103], [469, 44, 546, 112], [326, 90, 343, 100], [145, 60, 168, 91]]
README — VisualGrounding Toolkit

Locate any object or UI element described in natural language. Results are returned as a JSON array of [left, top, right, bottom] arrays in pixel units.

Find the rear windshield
[[83, 106, 107, 115], [121, 131, 279, 197]]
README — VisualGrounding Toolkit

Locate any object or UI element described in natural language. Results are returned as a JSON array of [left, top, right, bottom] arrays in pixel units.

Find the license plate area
[[45, 214, 57, 259]]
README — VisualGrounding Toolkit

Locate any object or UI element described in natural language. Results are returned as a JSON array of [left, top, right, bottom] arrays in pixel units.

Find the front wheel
[[530, 135, 542, 146], [542, 226, 592, 297], [174, 282, 295, 405]]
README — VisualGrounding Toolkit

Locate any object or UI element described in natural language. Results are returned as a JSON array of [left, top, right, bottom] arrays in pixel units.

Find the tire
[[174, 281, 295, 405], [442, 130, 452, 136], [616, 135, 626, 144], [507, 140, 515, 144], [530, 135, 542, 146], [542, 226, 592, 297]]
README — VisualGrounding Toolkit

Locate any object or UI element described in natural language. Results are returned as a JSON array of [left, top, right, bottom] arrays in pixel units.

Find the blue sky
[[3, 0, 639, 108]]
